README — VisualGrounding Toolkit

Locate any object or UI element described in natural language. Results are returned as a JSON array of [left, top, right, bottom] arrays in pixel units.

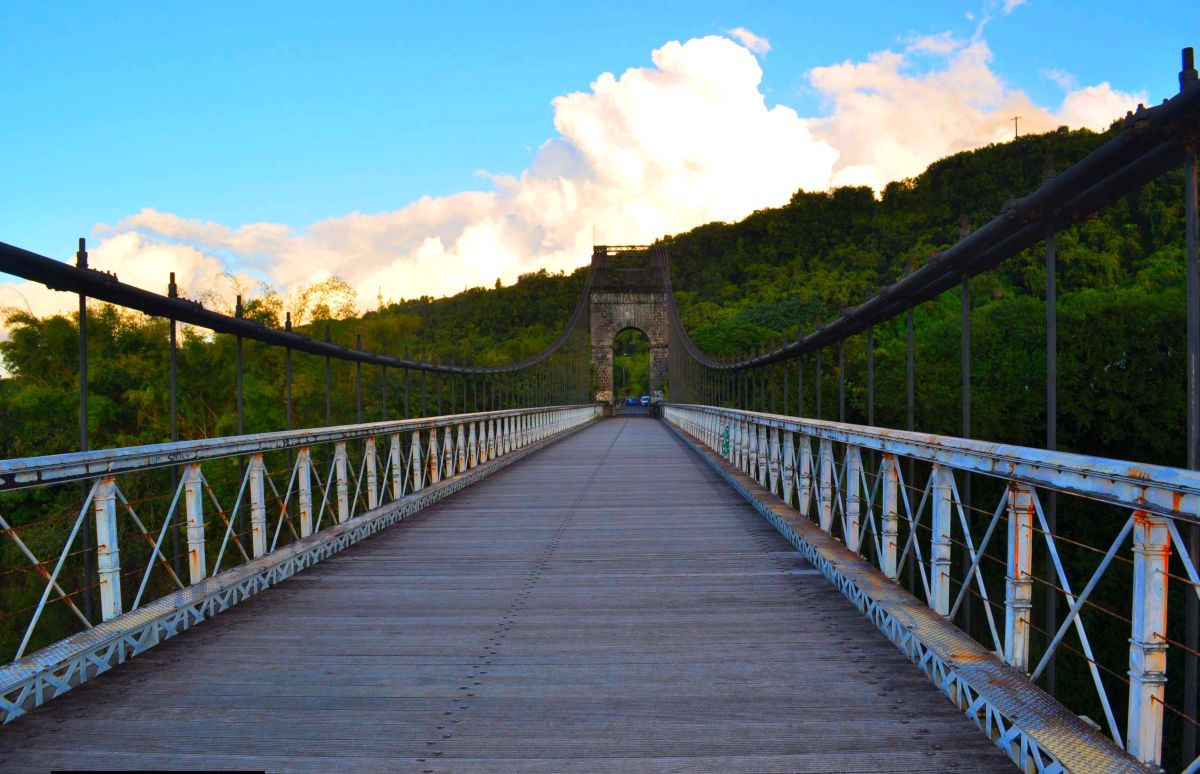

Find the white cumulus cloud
[[806, 35, 1142, 191], [4, 29, 1146, 324], [727, 27, 771, 55]]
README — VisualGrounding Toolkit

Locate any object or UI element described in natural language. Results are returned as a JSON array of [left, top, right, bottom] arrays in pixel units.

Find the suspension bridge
[[0, 50, 1199, 773]]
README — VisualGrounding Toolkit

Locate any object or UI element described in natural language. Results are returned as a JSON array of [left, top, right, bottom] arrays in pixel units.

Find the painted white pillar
[[93, 476, 122, 620]]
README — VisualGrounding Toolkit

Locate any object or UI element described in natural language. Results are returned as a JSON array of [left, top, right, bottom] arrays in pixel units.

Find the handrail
[[664, 402, 1199, 769], [0, 240, 595, 375], [0, 405, 584, 492], [660, 74, 1200, 371], [668, 403, 1200, 522]]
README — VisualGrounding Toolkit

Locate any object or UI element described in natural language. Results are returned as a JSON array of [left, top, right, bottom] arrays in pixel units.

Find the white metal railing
[[0, 404, 599, 721], [665, 403, 1200, 771]]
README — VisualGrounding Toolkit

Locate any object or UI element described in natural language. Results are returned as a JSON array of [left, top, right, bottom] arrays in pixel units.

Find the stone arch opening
[[613, 327, 650, 409]]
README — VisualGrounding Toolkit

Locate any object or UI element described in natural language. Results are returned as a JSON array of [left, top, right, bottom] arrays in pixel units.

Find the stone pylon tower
[[588, 245, 668, 406]]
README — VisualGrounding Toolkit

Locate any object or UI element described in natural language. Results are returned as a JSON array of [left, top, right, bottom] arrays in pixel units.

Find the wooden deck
[[2, 417, 1014, 772]]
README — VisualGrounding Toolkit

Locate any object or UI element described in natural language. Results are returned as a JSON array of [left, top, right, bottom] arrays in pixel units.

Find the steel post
[[183, 463, 207, 583], [427, 427, 441, 484], [783, 361, 789, 415], [1045, 213, 1059, 695], [767, 426, 780, 495], [409, 431, 423, 493], [76, 238, 94, 623], [845, 445, 862, 552], [1126, 511, 1170, 766], [355, 333, 363, 423], [381, 335, 388, 421], [168, 272, 183, 578], [297, 448, 313, 537], [285, 313, 294, 431], [931, 465, 953, 616], [1004, 483, 1035, 672], [906, 289, 916, 594], [249, 453, 267, 557], [798, 351, 804, 417], [324, 325, 333, 424], [334, 442, 349, 523], [235, 296, 244, 435], [867, 326, 875, 427], [93, 476, 121, 621], [817, 438, 834, 532], [799, 436, 813, 519], [961, 271, 973, 634], [881, 454, 899, 579], [838, 340, 845, 422], [1184, 47, 1199, 761], [365, 436, 379, 510], [456, 423, 467, 473], [389, 433, 403, 499], [815, 348, 822, 419], [782, 430, 796, 506]]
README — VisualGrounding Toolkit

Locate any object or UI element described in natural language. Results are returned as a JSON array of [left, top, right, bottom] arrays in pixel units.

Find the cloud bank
[[5, 30, 1144, 321]]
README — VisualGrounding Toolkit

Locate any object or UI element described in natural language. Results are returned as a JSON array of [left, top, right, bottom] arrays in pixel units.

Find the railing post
[[249, 453, 267, 558], [93, 476, 122, 621], [767, 426, 781, 495], [746, 420, 757, 478], [817, 438, 834, 531], [747, 420, 759, 481], [844, 445, 862, 552], [782, 430, 796, 506], [468, 422, 478, 468], [1127, 510, 1170, 766], [295, 448, 313, 537], [409, 430, 424, 492], [388, 433, 403, 500], [427, 428, 441, 485], [758, 424, 770, 488], [487, 418, 496, 460], [930, 464, 953, 616], [183, 463, 207, 582], [1003, 483, 1035, 672], [799, 436, 813, 519], [456, 423, 468, 473], [365, 437, 379, 510], [739, 417, 748, 470], [334, 442, 349, 523], [881, 454, 899, 579], [443, 426, 455, 479]]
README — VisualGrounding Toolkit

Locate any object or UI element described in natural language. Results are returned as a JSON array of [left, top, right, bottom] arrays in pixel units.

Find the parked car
[[640, 395, 650, 406], [625, 396, 637, 406]]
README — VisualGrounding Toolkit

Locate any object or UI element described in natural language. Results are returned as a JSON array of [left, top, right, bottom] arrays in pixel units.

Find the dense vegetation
[[1, 125, 1195, 762]]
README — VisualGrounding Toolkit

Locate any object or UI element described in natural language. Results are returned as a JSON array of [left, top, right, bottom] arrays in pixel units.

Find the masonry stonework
[[589, 289, 668, 406]]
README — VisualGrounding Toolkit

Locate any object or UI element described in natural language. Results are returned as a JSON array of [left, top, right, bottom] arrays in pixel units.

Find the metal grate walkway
[[1, 418, 1013, 772]]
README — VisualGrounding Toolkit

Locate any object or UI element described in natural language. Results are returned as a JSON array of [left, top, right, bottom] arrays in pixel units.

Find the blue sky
[[0, 0, 1190, 308]]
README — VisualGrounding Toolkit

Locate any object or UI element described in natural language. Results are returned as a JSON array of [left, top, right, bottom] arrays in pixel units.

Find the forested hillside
[[1, 124, 1187, 467]]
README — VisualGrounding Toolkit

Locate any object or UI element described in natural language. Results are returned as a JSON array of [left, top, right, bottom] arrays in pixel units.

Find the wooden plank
[[0, 418, 1014, 773]]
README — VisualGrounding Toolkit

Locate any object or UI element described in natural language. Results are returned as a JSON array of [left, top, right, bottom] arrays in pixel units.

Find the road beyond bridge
[[1, 418, 1013, 772]]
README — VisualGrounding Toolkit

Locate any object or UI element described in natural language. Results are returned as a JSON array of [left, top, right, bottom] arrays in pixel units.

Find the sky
[[0, 0, 1191, 319]]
